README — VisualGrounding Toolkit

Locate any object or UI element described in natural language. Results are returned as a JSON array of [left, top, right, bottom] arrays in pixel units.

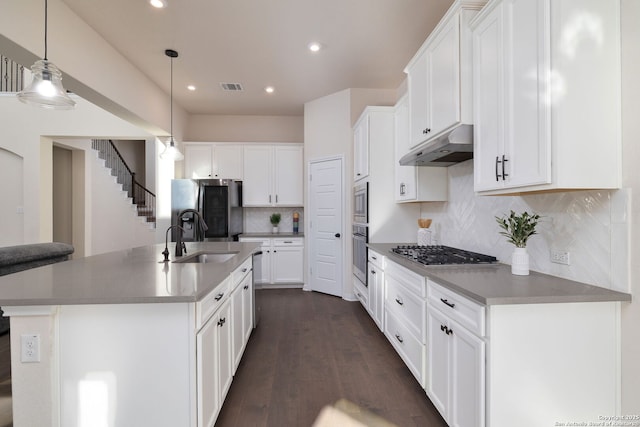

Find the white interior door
[[309, 158, 343, 297]]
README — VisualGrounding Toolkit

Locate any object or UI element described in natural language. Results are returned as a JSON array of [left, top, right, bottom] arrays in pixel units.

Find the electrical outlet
[[550, 250, 570, 265], [21, 334, 41, 363]]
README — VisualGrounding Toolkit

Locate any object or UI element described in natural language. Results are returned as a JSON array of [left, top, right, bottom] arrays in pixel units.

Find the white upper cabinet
[[394, 95, 448, 202], [353, 113, 370, 181], [243, 144, 303, 207], [472, 0, 622, 194], [405, 0, 482, 149], [184, 143, 243, 180]]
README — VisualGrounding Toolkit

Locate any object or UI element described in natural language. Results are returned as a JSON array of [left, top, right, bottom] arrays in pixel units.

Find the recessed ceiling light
[[265, 86, 275, 94], [187, 85, 196, 91], [308, 42, 322, 52], [149, 0, 167, 8]]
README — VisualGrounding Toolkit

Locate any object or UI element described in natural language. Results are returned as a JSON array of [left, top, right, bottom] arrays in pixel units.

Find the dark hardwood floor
[[216, 289, 447, 427]]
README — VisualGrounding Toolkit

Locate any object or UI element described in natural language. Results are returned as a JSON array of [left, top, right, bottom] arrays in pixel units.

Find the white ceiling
[[61, 0, 453, 116]]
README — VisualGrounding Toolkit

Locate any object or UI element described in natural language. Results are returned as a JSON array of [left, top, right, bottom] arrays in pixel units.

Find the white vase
[[272, 226, 279, 233], [511, 247, 529, 275]]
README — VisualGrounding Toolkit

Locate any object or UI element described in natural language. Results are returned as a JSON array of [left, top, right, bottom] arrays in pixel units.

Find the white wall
[[0, 94, 156, 246]]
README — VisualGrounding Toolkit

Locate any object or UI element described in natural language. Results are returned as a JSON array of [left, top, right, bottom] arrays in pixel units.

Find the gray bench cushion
[[0, 242, 74, 276]]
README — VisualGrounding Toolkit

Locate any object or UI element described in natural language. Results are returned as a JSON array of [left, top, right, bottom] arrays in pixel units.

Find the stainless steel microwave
[[353, 182, 368, 224]]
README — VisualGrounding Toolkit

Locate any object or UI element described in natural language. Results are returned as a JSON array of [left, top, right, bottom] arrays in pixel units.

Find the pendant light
[[17, 0, 76, 109], [159, 49, 184, 161]]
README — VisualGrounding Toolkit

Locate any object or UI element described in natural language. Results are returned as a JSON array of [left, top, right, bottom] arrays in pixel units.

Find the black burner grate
[[391, 245, 497, 265]]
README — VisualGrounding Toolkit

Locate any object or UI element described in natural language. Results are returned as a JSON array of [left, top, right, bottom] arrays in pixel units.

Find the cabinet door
[[502, 0, 550, 189], [394, 96, 417, 201], [426, 306, 450, 420], [243, 146, 273, 206], [407, 52, 430, 149], [272, 246, 303, 283], [213, 145, 243, 180], [450, 319, 485, 427], [231, 284, 244, 373], [241, 273, 253, 343], [217, 302, 233, 404], [274, 146, 303, 206], [185, 145, 213, 179], [427, 14, 461, 137], [368, 262, 384, 330], [353, 116, 369, 181], [196, 316, 219, 427], [473, 3, 505, 191]]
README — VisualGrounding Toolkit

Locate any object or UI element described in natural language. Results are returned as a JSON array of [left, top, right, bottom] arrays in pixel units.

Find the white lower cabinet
[[427, 304, 485, 427], [239, 237, 304, 285], [197, 260, 253, 427], [383, 261, 427, 387], [367, 249, 385, 331]]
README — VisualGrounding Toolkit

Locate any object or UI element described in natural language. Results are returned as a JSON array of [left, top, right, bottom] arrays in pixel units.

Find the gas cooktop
[[391, 245, 497, 265]]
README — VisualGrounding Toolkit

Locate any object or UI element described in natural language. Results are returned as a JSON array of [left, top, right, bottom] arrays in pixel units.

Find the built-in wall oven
[[353, 182, 369, 285], [353, 182, 368, 224], [352, 223, 368, 285]]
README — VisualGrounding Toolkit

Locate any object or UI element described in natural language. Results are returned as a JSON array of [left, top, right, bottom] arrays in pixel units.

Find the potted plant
[[495, 210, 540, 275], [270, 213, 281, 233]]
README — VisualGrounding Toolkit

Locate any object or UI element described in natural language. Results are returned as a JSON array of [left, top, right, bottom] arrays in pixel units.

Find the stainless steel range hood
[[399, 124, 474, 167]]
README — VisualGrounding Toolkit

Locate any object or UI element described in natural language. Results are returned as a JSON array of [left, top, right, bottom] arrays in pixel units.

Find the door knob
[[335, 233, 341, 238]]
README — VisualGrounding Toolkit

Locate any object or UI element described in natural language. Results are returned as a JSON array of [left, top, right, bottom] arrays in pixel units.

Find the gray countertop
[[0, 242, 261, 306], [368, 243, 632, 306], [239, 232, 304, 238]]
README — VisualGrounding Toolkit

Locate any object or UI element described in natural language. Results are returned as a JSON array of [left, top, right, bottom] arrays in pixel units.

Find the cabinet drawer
[[239, 237, 271, 246], [427, 280, 485, 336], [385, 308, 425, 387], [368, 249, 385, 269], [353, 276, 368, 310], [385, 261, 426, 297], [232, 257, 252, 285], [386, 274, 426, 341], [196, 278, 230, 330], [273, 238, 303, 246]]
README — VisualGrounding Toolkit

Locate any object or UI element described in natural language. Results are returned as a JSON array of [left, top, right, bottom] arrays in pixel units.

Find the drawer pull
[[243, 285, 249, 290], [440, 324, 453, 335], [395, 297, 404, 306], [440, 298, 455, 308], [217, 317, 226, 327], [395, 333, 404, 343], [241, 267, 248, 273], [215, 293, 224, 301], [371, 256, 377, 260], [371, 270, 376, 275]]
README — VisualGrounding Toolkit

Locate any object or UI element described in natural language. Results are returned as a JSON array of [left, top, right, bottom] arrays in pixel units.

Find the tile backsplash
[[419, 160, 629, 292], [244, 207, 304, 234]]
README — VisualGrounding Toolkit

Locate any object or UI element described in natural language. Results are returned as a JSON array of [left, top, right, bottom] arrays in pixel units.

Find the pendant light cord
[[44, 0, 48, 60], [170, 54, 173, 141]]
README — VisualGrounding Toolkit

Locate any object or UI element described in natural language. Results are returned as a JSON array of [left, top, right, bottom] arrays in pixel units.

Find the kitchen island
[[367, 243, 631, 427], [0, 242, 260, 427]]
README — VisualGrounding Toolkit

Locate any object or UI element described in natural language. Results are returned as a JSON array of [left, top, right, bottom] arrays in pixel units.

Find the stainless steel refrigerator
[[171, 179, 243, 241]]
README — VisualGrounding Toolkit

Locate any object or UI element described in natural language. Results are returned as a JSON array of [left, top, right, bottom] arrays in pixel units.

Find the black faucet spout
[[162, 225, 184, 262]]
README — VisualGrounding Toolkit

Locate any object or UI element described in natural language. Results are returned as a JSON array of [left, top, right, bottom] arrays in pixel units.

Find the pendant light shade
[[17, 0, 76, 109], [159, 49, 184, 161]]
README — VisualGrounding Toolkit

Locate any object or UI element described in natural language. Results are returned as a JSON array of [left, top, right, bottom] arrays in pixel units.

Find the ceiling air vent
[[220, 82, 244, 91]]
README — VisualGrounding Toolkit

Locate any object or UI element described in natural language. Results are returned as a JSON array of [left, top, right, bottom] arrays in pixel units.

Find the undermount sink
[[173, 252, 238, 264]]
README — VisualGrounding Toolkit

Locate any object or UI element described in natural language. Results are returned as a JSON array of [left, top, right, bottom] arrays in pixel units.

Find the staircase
[[91, 139, 156, 228]]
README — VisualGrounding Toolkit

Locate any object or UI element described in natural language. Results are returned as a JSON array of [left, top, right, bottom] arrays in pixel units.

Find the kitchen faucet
[[175, 209, 209, 257], [161, 225, 184, 262]]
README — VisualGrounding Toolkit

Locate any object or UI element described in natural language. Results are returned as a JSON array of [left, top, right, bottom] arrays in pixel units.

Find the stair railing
[[1, 55, 25, 92], [91, 139, 156, 224]]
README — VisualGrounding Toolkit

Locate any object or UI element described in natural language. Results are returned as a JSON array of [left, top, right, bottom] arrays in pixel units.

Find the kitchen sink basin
[[173, 252, 238, 264]]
